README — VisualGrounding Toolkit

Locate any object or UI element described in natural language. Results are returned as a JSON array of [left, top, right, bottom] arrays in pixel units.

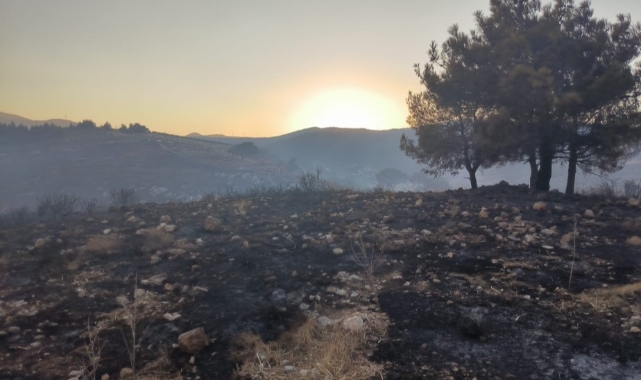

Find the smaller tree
[[375, 167, 408, 189], [76, 119, 97, 129], [100, 122, 112, 130], [127, 123, 150, 133], [401, 27, 496, 190], [229, 142, 260, 157]]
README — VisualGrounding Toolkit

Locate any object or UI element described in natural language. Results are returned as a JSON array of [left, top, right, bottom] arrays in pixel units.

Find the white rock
[[333, 248, 344, 255], [342, 315, 364, 331], [533, 202, 547, 211], [163, 312, 181, 321]]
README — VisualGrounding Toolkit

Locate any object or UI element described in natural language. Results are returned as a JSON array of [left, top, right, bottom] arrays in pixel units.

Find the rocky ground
[[1, 184, 641, 380]]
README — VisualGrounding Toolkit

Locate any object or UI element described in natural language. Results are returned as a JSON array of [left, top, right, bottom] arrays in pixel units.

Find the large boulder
[[178, 327, 210, 353], [203, 216, 221, 232], [532, 202, 547, 212]]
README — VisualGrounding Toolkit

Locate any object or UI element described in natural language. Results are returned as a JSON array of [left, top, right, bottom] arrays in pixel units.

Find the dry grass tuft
[[579, 281, 641, 311], [234, 199, 252, 216], [85, 235, 121, 254], [233, 311, 388, 380], [137, 348, 181, 380], [144, 229, 174, 251]]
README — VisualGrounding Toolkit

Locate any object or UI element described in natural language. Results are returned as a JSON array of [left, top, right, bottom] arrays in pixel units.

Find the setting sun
[[286, 88, 405, 132]]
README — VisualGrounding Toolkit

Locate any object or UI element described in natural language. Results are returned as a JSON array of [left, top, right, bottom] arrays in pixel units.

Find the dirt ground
[[1, 184, 640, 380]]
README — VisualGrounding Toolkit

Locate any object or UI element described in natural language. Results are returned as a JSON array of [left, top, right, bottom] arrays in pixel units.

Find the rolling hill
[[0, 111, 76, 127], [0, 126, 295, 209]]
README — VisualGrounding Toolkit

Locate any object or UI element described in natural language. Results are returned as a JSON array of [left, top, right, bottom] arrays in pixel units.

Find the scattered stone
[[479, 208, 489, 219], [134, 288, 146, 299], [178, 327, 210, 354], [101, 374, 110, 380], [164, 312, 181, 321], [584, 209, 595, 218], [191, 265, 201, 272], [159, 224, 177, 233], [626, 236, 641, 246], [326, 286, 348, 296], [631, 327, 641, 334], [203, 216, 221, 232], [284, 365, 295, 373], [160, 215, 172, 223], [34, 238, 46, 248], [332, 248, 344, 255], [533, 202, 547, 211], [342, 315, 364, 331], [415, 199, 423, 206], [7, 326, 21, 334], [103, 229, 112, 235], [116, 295, 130, 306], [317, 316, 334, 326], [299, 303, 310, 310], [231, 235, 241, 241], [628, 198, 640, 207], [141, 274, 166, 286], [264, 275, 277, 284], [119, 368, 133, 378]]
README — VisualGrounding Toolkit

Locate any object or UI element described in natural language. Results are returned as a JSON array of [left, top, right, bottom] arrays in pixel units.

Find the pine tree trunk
[[536, 141, 553, 192], [469, 168, 478, 190], [565, 145, 578, 195], [528, 152, 538, 190]]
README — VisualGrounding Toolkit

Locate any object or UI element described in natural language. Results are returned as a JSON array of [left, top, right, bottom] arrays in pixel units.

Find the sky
[[1, 0, 640, 137]]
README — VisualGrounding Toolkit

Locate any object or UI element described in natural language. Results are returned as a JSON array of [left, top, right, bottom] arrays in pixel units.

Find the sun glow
[[286, 88, 404, 132]]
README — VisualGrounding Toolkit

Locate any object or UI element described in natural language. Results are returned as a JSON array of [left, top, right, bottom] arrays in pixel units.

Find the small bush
[[201, 193, 217, 203], [297, 167, 340, 193], [10, 206, 36, 225], [580, 180, 620, 198], [37, 194, 80, 219], [110, 188, 138, 207], [144, 229, 173, 251], [80, 198, 107, 215], [623, 180, 641, 198]]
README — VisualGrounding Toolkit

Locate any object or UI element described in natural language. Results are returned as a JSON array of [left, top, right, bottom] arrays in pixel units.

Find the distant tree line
[[402, 0, 641, 194], [0, 119, 150, 141]]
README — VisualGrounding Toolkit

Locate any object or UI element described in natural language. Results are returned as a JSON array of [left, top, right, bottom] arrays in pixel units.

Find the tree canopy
[[402, 0, 641, 193]]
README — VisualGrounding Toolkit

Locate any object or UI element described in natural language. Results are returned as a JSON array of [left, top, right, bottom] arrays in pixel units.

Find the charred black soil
[[1, 185, 640, 379]]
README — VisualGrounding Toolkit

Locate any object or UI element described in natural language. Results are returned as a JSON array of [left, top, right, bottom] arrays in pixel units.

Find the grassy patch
[[233, 312, 388, 380], [85, 235, 122, 254]]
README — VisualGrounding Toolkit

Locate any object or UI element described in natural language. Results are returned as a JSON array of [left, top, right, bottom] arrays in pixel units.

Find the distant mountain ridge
[[0, 111, 76, 127]]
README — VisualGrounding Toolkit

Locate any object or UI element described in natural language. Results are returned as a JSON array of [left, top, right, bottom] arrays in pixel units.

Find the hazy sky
[[1, 1, 640, 137]]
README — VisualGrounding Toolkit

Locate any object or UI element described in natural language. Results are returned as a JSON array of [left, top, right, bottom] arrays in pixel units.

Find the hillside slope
[[0, 128, 294, 209]]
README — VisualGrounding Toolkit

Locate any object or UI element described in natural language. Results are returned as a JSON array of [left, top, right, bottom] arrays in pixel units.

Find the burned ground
[[1, 184, 640, 379]]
